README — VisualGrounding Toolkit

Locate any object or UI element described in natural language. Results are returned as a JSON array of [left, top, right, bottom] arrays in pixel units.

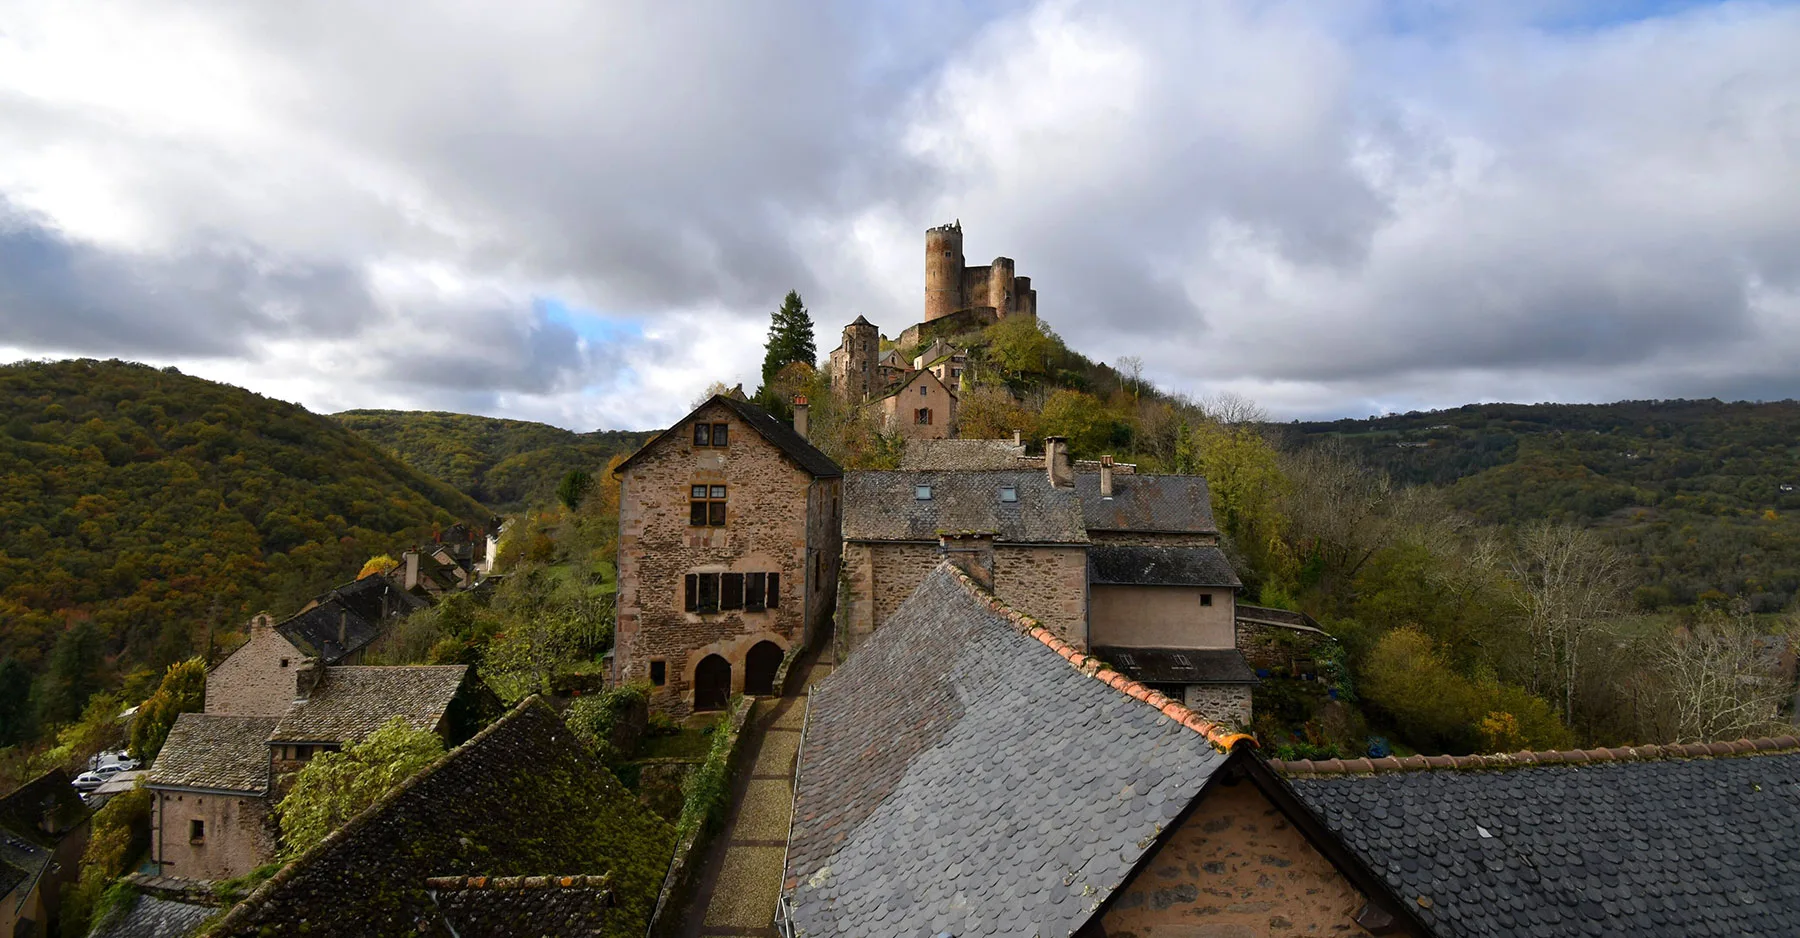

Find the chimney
[[1012, 429, 1021, 447], [294, 658, 323, 700], [1044, 436, 1072, 488], [402, 550, 420, 591], [338, 608, 348, 647], [939, 532, 996, 591], [1100, 455, 1114, 498], [793, 395, 810, 440]]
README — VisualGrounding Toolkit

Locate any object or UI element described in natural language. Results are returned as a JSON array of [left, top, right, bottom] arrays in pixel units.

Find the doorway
[[694, 654, 732, 711], [744, 641, 784, 696]]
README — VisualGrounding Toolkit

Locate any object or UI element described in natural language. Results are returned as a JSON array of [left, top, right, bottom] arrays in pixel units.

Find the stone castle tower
[[828, 315, 881, 402], [924, 221, 1037, 324]]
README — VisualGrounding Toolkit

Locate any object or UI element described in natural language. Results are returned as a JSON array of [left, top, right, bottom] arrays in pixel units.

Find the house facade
[[613, 395, 842, 716], [868, 368, 959, 440]]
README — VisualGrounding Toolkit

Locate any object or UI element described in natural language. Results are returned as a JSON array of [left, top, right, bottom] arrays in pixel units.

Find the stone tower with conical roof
[[828, 315, 881, 402]]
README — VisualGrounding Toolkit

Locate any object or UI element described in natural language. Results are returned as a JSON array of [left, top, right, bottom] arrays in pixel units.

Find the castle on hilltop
[[923, 219, 1037, 327]]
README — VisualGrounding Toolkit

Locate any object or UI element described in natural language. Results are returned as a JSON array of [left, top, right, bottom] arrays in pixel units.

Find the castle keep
[[924, 219, 1037, 325]]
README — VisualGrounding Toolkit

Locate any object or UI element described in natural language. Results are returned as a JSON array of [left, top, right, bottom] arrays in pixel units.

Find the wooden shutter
[[722, 573, 745, 610], [684, 574, 698, 612], [766, 572, 780, 608]]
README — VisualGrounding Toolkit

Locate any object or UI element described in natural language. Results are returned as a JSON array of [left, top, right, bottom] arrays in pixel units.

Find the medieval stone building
[[612, 394, 842, 716], [922, 219, 1036, 328]]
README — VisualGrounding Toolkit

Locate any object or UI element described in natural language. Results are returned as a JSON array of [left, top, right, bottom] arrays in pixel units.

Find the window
[[189, 819, 205, 843], [689, 484, 727, 526], [280, 658, 290, 668], [693, 422, 730, 447], [916, 408, 933, 425], [688, 571, 778, 613], [1200, 593, 1213, 607], [920, 385, 929, 396], [745, 572, 767, 611], [999, 485, 1018, 503], [722, 573, 745, 611], [915, 484, 933, 500], [650, 660, 666, 686]]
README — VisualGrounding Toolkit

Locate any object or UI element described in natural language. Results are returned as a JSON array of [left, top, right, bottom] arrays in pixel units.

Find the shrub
[[674, 701, 739, 843], [62, 785, 152, 936], [276, 717, 444, 858], [130, 658, 207, 759]]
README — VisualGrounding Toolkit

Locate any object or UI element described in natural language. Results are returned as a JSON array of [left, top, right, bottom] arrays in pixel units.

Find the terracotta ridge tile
[[940, 562, 1253, 753]]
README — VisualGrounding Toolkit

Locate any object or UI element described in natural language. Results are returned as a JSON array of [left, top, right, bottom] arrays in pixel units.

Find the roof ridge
[[424, 873, 613, 891], [938, 562, 1255, 753], [1271, 735, 1800, 777]]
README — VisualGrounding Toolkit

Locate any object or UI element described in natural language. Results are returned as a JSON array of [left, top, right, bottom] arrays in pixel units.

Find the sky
[[2, 0, 1798, 431]]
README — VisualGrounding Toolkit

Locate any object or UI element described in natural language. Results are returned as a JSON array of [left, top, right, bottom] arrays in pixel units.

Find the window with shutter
[[697, 573, 720, 613], [766, 572, 780, 608], [685, 574, 698, 612], [722, 573, 745, 610], [745, 572, 766, 611]]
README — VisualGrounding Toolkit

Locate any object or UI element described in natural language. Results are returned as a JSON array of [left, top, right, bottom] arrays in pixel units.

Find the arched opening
[[744, 641, 784, 697], [694, 655, 731, 712]]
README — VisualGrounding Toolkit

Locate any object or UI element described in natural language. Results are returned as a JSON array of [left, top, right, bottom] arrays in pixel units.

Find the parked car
[[71, 771, 106, 792], [90, 750, 140, 772]]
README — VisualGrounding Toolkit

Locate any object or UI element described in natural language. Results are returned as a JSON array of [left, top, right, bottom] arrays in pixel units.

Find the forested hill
[[332, 410, 651, 511], [1286, 399, 1800, 611], [0, 360, 489, 709]]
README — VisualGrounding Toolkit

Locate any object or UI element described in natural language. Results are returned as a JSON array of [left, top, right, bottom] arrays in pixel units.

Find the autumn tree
[[1038, 390, 1111, 456], [1193, 421, 1291, 589], [954, 385, 1038, 443], [1508, 521, 1630, 726], [1652, 604, 1793, 742], [356, 554, 399, 580], [277, 716, 444, 858], [130, 657, 206, 759]]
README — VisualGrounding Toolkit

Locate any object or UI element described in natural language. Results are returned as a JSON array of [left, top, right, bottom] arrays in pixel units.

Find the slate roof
[[1088, 544, 1241, 588], [614, 394, 841, 479], [423, 875, 615, 937], [1073, 472, 1219, 534], [0, 836, 43, 906], [90, 893, 216, 938], [1236, 603, 1327, 633], [899, 438, 1027, 470], [0, 769, 87, 845], [1090, 647, 1258, 685], [147, 715, 280, 794], [842, 469, 1088, 543], [201, 698, 673, 938], [275, 578, 416, 663], [1283, 739, 1800, 938], [270, 666, 468, 744], [869, 366, 955, 403], [784, 563, 1247, 937]]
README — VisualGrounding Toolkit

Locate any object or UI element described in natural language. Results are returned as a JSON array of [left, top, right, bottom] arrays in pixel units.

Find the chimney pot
[[793, 396, 810, 440], [1100, 455, 1114, 498], [939, 532, 996, 591]]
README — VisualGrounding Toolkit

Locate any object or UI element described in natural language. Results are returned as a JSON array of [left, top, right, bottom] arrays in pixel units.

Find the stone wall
[[992, 545, 1088, 648], [616, 400, 830, 717], [842, 541, 942, 649], [206, 620, 305, 718], [152, 790, 274, 881], [1237, 620, 1337, 672], [1100, 778, 1367, 936], [1090, 585, 1235, 649], [1183, 684, 1253, 730]]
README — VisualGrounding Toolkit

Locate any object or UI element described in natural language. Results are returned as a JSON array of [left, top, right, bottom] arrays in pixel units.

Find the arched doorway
[[744, 641, 784, 696], [694, 655, 731, 711]]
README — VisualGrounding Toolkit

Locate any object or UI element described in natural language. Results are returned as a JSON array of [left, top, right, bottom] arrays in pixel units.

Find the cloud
[[1, 0, 1798, 429]]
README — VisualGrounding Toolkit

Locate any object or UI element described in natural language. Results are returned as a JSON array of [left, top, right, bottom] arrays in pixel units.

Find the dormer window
[[915, 485, 933, 500], [999, 485, 1017, 503]]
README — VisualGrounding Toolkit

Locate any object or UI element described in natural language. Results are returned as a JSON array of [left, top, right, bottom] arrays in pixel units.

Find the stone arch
[[743, 641, 784, 696], [694, 654, 731, 712]]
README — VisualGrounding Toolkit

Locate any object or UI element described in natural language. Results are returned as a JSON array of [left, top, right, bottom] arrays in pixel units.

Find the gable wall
[[151, 790, 274, 881], [1101, 778, 1368, 937], [1091, 585, 1235, 649], [843, 542, 1087, 650], [206, 622, 304, 717], [873, 372, 958, 440], [616, 401, 821, 716]]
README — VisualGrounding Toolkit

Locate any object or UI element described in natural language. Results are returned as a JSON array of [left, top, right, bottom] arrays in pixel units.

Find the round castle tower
[[924, 221, 964, 323]]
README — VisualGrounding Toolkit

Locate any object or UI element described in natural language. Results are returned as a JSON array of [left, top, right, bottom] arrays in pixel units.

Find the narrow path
[[672, 635, 835, 938]]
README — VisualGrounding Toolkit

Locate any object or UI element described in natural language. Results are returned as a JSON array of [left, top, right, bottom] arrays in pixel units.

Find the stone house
[[912, 338, 967, 387], [205, 615, 308, 718], [613, 394, 842, 716], [867, 367, 958, 440], [0, 770, 90, 938], [149, 663, 482, 881], [783, 562, 1420, 937], [840, 465, 1089, 649], [279, 573, 428, 663]]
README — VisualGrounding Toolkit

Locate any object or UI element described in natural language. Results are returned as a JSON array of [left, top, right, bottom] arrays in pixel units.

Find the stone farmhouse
[[0, 770, 89, 938], [841, 438, 1256, 726], [612, 394, 842, 717], [785, 559, 1800, 936], [146, 662, 484, 881]]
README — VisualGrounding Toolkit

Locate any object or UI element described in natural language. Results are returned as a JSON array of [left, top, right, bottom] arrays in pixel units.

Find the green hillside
[[0, 360, 490, 717], [331, 410, 650, 511], [1286, 399, 1800, 611]]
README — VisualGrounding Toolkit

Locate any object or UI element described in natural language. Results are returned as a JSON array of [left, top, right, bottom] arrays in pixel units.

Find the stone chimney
[[1044, 436, 1072, 488], [793, 395, 809, 440], [294, 657, 323, 700], [337, 607, 348, 648], [401, 549, 420, 591], [1100, 454, 1114, 498], [1012, 429, 1021, 447], [939, 532, 996, 591]]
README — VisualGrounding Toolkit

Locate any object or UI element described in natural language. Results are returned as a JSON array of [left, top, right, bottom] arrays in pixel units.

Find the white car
[[71, 771, 106, 792]]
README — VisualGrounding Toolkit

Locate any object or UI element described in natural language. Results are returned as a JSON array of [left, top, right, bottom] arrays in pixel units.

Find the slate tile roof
[[899, 438, 1029, 470], [614, 394, 842, 479], [0, 838, 41, 904], [146, 715, 280, 794], [842, 469, 1088, 543], [1090, 646, 1258, 685], [270, 666, 467, 744], [1281, 738, 1800, 938], [1074, 472, 1219, 534], [784, 563, 1249, 937], [276, 573, 426, 662], [0, 769, 87, 845], [200, 698, 674, 938], [422, 875, 615, 937], [90, 893, 217, 938], [1088, 544, 1241, 588]]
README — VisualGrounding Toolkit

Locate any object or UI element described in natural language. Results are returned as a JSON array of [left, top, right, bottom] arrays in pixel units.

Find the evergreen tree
[[756, 291, 817, 414], [557, 468, 594, 511], [36, 621, 103, 726], [0, 657, 32, 745]]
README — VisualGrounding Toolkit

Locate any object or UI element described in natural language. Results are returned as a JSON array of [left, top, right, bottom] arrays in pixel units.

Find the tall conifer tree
[[756, 290, 817, 414]]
